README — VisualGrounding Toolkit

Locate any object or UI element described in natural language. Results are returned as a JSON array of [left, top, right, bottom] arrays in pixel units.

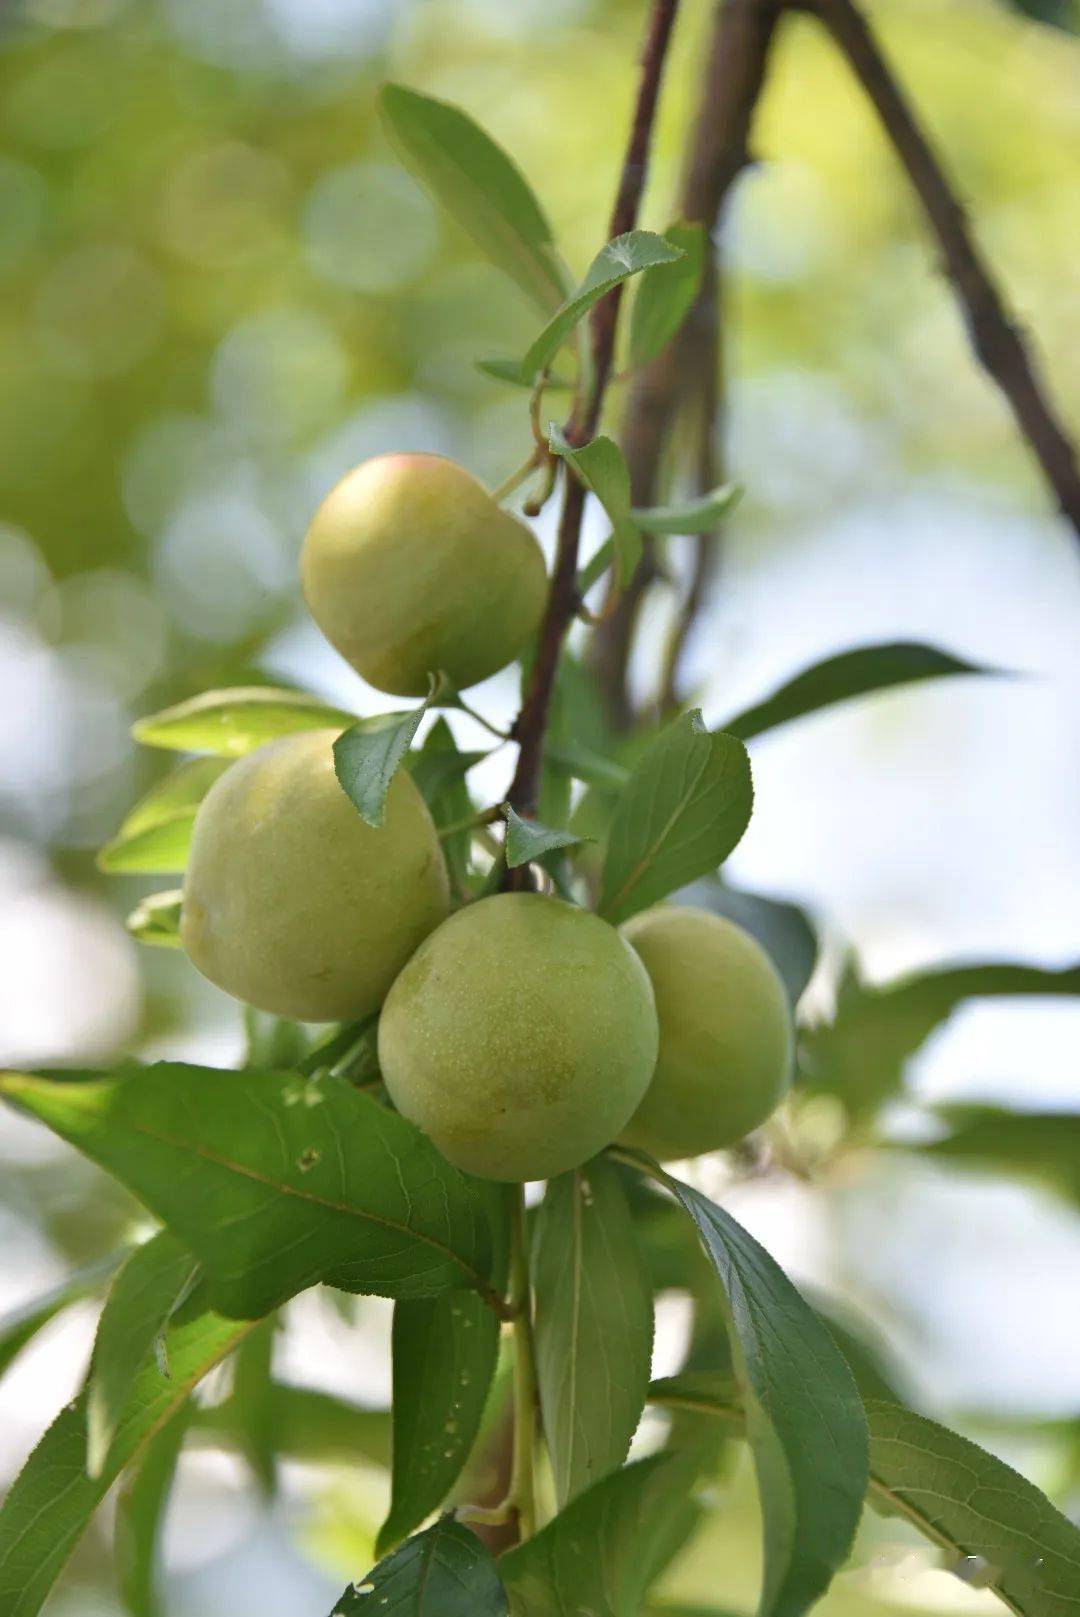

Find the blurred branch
[[506, 0, 682, 819], [590, 0, 785, 729], [803, 0, 1080, 541]]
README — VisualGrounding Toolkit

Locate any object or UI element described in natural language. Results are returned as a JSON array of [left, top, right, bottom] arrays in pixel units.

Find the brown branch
[[590, 0, 786, 729], [804, 0, 1080, 539], [505, 0, 682, 819]]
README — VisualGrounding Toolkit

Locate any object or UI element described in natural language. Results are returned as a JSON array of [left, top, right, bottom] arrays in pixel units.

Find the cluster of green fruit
[[179, 452, 791, 1181]]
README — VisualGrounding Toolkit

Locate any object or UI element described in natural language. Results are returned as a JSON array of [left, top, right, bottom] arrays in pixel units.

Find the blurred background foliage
[[0, 0, 1078, 1613]]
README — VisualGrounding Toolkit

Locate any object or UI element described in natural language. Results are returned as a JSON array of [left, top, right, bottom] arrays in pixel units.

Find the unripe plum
[[301, 453, 547, 697], [619, 905, 792, 1162], [180, 728, 449, 1022], [378, 892, 659, 1182]]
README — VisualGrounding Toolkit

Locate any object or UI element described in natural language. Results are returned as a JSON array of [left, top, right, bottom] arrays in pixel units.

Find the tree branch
[[804, 0, 1080, 540], [590, 0, 786, 729], [505, 0, 682, 818]]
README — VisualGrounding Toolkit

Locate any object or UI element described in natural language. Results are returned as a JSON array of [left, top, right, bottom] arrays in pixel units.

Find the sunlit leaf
[[599, 712, 752, 925], [628, 220, 706, 369], [98, 810, 196, 874], [125, 891, 183, 949], [523, 230, 684, 379], [0, 1065, 498, 1319], [332, 1516, 508, 1616], [117, 758, 231, 837], [380, 84, 566, 312], [133, 687, 355, 756], [532, 1159, 653, 1505]]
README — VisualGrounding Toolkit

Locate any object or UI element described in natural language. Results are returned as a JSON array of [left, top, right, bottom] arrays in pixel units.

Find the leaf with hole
[[599, 711, 752, 925], [0, 1064, 497, 1319], [332, 1516, 508, 1616], [532, 1158, 653, 1505], [379, 84, 566, 312], [133, 687, 356, 756]]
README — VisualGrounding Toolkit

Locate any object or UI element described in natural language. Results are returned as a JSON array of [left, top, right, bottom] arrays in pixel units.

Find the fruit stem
[[507, 1185, 539, 1541], [489, 451, 540, 506]]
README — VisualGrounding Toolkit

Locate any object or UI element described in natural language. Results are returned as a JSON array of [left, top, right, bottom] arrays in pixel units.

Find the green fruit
[[378, 893, 659, 1182], [301, 453, 547, 697], [619, 906, 792, 1162], [180, 728, 449, 1022]]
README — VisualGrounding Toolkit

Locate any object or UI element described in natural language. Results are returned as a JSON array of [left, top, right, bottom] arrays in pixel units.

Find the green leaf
[[546, 738, 629, 790], [379, 84, 566, 313], [0, 1253, 124, 1380], [1004, 0, 1079, 33], [628, 221, 707, 369], [125, 891, 183, 949], [98, 811, 196, 874], [549, 427, 641, 586], [523, 230, 684, 380], [410, 718, 481, 892], [598, 712, 752, 925], [577, 535, 616, 595], [532, 1159, 653, 1506], [919, 1104, 1080, 1205], [502, 805, 585, 870], [114, 1409, 188, 1617], [661, 1171, 869, 1617], [200, 1383, 391, 1469], [333, 1516, 508, 1616], [677, 878, 818, 1010], [0, 1064, 497, 1319], [118, 758, 232, 836], [801, 959, 1080, 1117], [334, 690, 434, 829], [86, 1231, 200, 1477], [866, 1400, 1080, 1616], [377, 1292, 499, 1554], [500, 1452, 699, 1617], [632, 483, 741, 535], [132, 686, 355, 756], [229, 1316, 278, 1494], [0, 1294, 254, 1617], [476, 358, 572, 391], [723, 641, 1004, 743]]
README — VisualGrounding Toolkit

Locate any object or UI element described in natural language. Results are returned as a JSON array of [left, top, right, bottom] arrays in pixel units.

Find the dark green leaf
[[549, 427, 642, 586], [87, 1231, 200, 1477], [133, 686, 355, 756], [334, 692, 432, 829], [1004, 0, 1078, 32], [98, 810, 196, 874], [632, 483, 741, 535], [500, 1452, 699, 1617], [599, 712, 752, 925], [919, 1104, 1080, 1204], [378, 1292, 499, 1554], [523, 230, 683, 379], [0, 1252, 124, 1380], [0, 1065, 497, 1319], [410, 718, 480, 893], [379, 84, 566, 313], [802, 960, 1080, 1117], [125, 891, 183, 949], [200, 1383, 391, 1469], [502, 805, 585, 870], [628, 221, 706, 369], [114, 1409, 188, 1617], [723, 641, 1004, 743], [676, 878, 818, 1010], [532, 1159, 653, 1505], [0, 1295, 254, 1617], [333, 1516, 508, 1616], [117, 758, 231, 837], [866, 1400, 1080, 1616], [476, 358, 571, 390], [662, 1170, 868, 1617]]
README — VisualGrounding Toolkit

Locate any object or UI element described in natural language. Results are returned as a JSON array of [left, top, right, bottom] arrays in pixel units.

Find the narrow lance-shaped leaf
[[499, 1452, 699, 1617], [133, 686, 356, 756], [0, 1065, 496, 1320], [86, 1230, 200, 1477], [502, 805, 586, 870], [532, 1159, 654, 1506], [0, 1290, 255, 1617], [332, 1517, 508, 1617], [629, 220, 707, 369], [125, 891, 182, 949], [918, 1103, 1080, 1206], [549, 426, 642, 586], [114, 1410, 189, 1617], [0, 1252, 126, 1381], [199, 1384, 391, 1469], [475, 357, 572, 391], [523, 230, 685, 380], [632, 483, 742, 535], [99, 757, 232, 872], [379, 84, 567, 313], [408, 717, 484, 893], [599, 711, 753, 925], [334, 681, 437, 829], [722, 641, 1005, 743], [117, 757, 232, 836], [655, 1166, 869, 1617], [377, 1292, 499, 1555]]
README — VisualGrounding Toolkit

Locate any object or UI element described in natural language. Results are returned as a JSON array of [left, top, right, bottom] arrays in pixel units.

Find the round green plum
[[619, 905, 792, 1162], [180, 728, 449, 1022], [378, 892, 659, 1182], [301, 452, 547, 697]]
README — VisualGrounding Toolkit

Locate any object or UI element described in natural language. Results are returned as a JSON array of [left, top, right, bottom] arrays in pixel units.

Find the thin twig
[[590, 0, 786, 728], [504, 0, 683, 819], [803, 0, 1080, 539]]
